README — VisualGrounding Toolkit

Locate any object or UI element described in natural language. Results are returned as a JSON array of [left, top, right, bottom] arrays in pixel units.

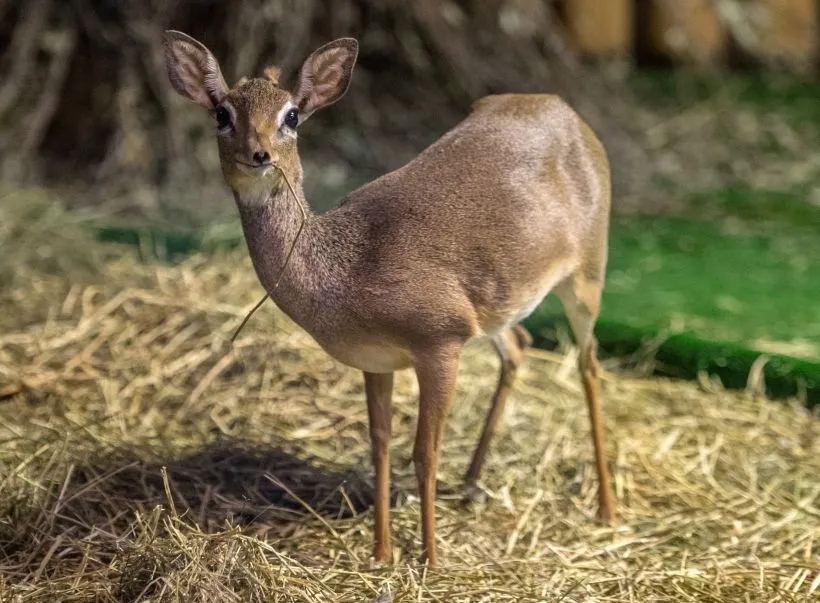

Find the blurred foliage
[[0, 0, 645, 221], [0, 0, 817, 227], [631, 68, 820, 128]]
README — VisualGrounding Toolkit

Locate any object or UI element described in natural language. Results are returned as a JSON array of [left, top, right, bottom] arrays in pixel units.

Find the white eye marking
[[275, 102, 298, 139], [216, 100, 237, 136]]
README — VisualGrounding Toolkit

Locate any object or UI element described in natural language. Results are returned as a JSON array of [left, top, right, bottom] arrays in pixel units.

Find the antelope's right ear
[[163, 30, 229, 110]]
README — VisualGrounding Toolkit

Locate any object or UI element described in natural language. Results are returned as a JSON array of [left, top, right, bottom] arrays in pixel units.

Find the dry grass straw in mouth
[[230, 164, 303, 344], [0, 192, 819, 602]]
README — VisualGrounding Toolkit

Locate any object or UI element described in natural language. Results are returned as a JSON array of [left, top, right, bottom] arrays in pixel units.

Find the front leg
[[412, 341, 463, 568], [364, 371, 394, 564]]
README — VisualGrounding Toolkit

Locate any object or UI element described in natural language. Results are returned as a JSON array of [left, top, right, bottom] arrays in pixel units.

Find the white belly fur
[[320, 339, 414, 373]]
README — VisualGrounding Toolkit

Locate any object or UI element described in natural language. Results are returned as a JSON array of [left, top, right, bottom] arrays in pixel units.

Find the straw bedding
[[1, 196, 818, 601]]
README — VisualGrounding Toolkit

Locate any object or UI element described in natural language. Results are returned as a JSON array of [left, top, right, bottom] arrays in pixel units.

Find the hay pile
[[1, 195, 819, 602]]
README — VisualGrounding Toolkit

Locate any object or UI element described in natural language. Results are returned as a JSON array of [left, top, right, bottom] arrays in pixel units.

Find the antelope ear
[[163, 30, 229, 109], [292, 38, 358, 121]]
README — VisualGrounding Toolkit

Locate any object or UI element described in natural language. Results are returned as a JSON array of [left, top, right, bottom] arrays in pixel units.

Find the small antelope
[[164, 31, 616, 567]]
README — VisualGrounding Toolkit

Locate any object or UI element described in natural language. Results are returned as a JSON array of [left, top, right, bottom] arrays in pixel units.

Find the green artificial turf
[[524, 185, 819, 404], [530, 187, 820, 355]]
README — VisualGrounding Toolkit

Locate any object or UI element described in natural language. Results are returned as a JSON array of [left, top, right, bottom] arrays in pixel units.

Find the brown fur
[[164, 31, 616, 568]]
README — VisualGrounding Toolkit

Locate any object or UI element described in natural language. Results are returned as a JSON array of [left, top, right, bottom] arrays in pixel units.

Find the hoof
[[369, 552, 393, 569], [597, 503, 617, 524], [513, 324, 533, 349], [419, 552, 438, 569], [461, 482, 489, 505]]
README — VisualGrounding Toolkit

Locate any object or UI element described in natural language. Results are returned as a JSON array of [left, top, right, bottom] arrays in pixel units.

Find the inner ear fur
[[163, 30, 229, 109], [292, 38, 358, 120]]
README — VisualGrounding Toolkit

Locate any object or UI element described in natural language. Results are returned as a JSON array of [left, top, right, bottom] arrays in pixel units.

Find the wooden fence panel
[[645, 0, 727, 65], [560, 0, 819, 69], [562, 0, 634, 57]]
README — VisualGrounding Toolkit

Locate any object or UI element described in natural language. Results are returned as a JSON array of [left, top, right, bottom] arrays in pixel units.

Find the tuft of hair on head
[[263, 66, 281, 86], [235, 76, 249, 87]]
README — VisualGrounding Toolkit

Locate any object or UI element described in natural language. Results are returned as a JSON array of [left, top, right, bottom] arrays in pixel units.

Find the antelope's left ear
[[292, 38, 358, 121]]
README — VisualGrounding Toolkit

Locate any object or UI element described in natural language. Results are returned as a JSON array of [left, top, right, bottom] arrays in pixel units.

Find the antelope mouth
[[235, 160, 273, 176]]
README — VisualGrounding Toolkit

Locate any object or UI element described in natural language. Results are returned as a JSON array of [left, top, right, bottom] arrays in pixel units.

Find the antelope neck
[[233, 178, 338, 332]]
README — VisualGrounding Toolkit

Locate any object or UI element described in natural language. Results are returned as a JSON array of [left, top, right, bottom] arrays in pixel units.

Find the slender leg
[[555, 276, 616, 522], [364, 371, 394, 563], [412, 342, 463, 568], [464, 324, 532, 489]]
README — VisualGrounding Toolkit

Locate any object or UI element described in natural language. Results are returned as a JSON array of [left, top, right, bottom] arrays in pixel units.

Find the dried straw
[[1, 194, 819, 602]]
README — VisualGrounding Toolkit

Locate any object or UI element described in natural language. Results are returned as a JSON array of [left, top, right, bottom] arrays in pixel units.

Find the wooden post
[[562, 0, 634, 58], [645, 0, 727, 65]]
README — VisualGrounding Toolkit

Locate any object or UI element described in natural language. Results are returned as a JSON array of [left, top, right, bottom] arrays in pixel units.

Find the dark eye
[[215, 106, 231, 129], [284, 108, 299, 129]]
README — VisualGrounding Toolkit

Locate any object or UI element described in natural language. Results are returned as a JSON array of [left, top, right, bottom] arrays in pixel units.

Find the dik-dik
[[164, 31, 616, 568]]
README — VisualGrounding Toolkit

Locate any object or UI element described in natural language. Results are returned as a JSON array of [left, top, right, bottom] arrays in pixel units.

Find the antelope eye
[[284, 108, 299, 129], [215, 106, 231, 129]]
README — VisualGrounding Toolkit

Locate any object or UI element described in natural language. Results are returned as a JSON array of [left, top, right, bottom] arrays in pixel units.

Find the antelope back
[[336, 93, 611, 335]]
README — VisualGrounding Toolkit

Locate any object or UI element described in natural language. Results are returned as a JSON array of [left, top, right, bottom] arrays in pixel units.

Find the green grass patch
[[532, 188, 820, 354], [630, 69, 820, 127], [94, 224, 243, 263], [605, 213, 817, 345], [688, 186, 820, 232], [526, 186, 820, 404]]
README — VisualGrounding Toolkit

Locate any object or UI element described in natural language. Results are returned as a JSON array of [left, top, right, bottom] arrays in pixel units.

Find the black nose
[[252, 150, 271, 166]]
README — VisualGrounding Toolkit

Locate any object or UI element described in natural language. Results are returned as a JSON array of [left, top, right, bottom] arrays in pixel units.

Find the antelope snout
[[252, 150, 271, 166]]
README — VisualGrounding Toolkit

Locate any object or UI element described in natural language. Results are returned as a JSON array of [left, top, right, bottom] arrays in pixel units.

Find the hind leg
[[554, 273, 616, 522], [464, 324, 532, 495]]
